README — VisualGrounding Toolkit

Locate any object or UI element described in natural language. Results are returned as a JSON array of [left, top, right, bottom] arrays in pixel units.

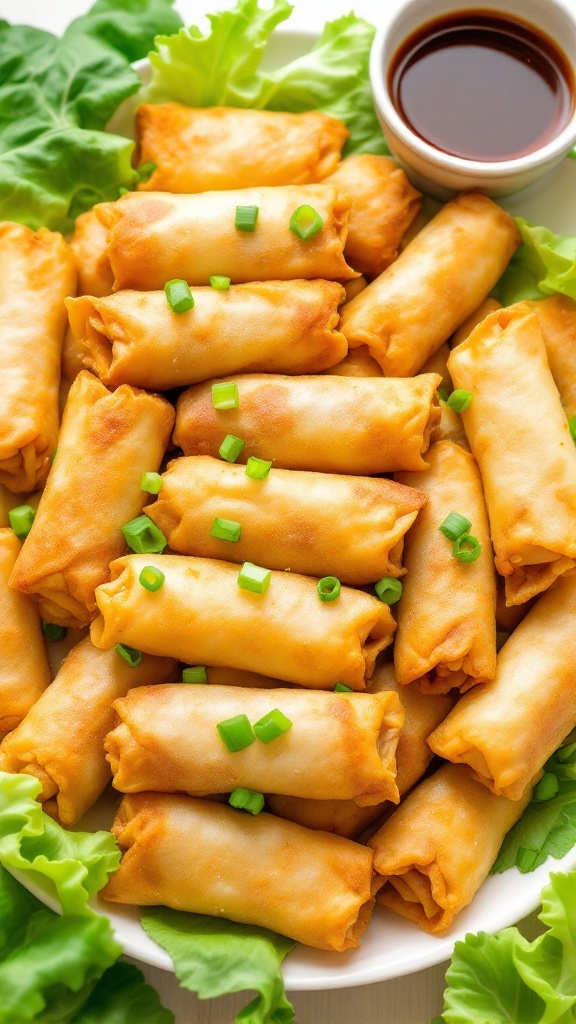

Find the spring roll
[[205, 667, 284, 688], [0, 638, 176, 824], [527, 295, 576, 417], [147, 456, 426, 585], [421, 345, 467, 445], [324, 155, 422, 277], [429, 571, 576, 799], [323, 346, 383, 377], [136, 104, 348, 191], [448, 303, 576, 605], [102, 793, 376, 951], [394, 441, 496, 694], [10, 371, 174, 629], [451, 297, 502, 347], [0, 222, 76, 493], [174, 373, 441, 475], [91, 554, 395, 690], [96, 187, 356, 290], [343, 276, 368, 303], [67, 280, 347, 389], [69, 209, 113, 298], [339, 192, 520, 376], [0, 529, 51, 734], [369, 763, 533, 933]]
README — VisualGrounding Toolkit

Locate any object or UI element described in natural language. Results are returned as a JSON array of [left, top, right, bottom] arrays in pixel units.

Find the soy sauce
[[389, 11, 574, 161]]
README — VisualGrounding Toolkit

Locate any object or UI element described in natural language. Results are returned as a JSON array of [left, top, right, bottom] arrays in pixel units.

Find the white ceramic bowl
[[370, 0, 576, 199]]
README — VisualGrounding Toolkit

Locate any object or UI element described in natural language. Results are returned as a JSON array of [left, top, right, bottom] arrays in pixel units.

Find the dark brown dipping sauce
[[390, 10, 574, 161]]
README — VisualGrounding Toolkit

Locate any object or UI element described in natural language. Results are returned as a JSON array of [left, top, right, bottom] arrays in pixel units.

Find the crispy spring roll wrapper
[[0, 638, 176, 824], [102, 793, 376, 951], [147, 456, 426, 585], [174, 373, 441, 475], [68, 209, 113, 298], [395, 441, 496, 694], [429, 572, 576, 800], [67, 280, 347, 390], [368, 763, 533, 934], [323, 345, 383, 377], [205, 666, 285, 688], [324, 155, 422, 277], [343, 275, 367, 303], [136, 104, 348, 191], [96, 187, 357, 290], [10, 372, 174, 629], [0, 223, 76, 493], [267, 662, 455, 838], [421, 344, 466, 445], [106, 684, 403, 805], [527, 295, 576, 417], [0, 529, 51, 734], [339, 192, 520, 377], [448, 304, 576, 605], [495, 576, 534, 635], [451, 297, 502, 347], [91, 554, 395, 690]]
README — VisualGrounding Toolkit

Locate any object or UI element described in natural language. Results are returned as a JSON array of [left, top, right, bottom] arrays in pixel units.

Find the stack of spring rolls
[[2, 99, 576, 952]]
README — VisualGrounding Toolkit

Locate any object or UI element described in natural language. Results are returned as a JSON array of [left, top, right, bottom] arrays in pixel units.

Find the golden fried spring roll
[[0, 223, 76, 493], [339, 192, 520, 376], [448, 303, 576, 605], [395, 441, 496, 694], [343, 275, 367, 303], [136, 104, 348, 191], [103, 793, 376, 951], [147, 456, 426, 585], [421, 344, 465, 445], [69, 209, 113, 298], [527, 295, 576, 417], [106, 684, 403, 805], [451, 297, 502, 347], [0, 529, 50, 733], [174, 373, 441, 475], [96, 187, 357, 290], [429, 572, 576, 800], [10, 372, 174, 629], [324, 154, 422, 277], [205, 667, 284, 688], [369, 763, 533, 933], [67, 280, 347, 389], [0, 638, 176, 824], [495, 576, 534, 635], [323, 346, 383, 377], [91, 554, 395, 690]]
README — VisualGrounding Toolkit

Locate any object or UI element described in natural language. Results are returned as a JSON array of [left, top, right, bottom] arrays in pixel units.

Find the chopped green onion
[[219, 434, 245, 462], [245, 457, 272, 480], [210, 275, 231, 290], [139, 565, 165, 592], [452, 533, 482, 563], [533, 772, 559, 802], [137, 161, 157, 184], [8, 504, 36, 539], [446, 389, 473, 413], [50, 448, 58, 464], [317, 576, 341, 602], [217, 714, 255, 752], [118, 186, 130, 196], [235, 205, 259, 232], [140, 471, 162, 495], [569, 415, 576, 445], [115, 643, 142, 667], [516, 847, 539, 872], [42, 621, 66, 642], [121, 515, 167, 554], [289, 205, 324, 241], [229, 788, 265, 815], [375, 577, 402, 605], [334, 683, 353, 693], [253, 709, 293, 744], [182, 666, 208, 684], [212, 382, 239, 410], [238, 561, 271, 594], [165, 279, 195, 313], [496, 630, 510, 653], [558, 742, 576, 763], [210, 517, 242, 543], [439, 512, 471, 542]]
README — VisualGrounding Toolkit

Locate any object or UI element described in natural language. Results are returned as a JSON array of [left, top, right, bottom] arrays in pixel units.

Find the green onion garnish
[[165, 279, 195, 313], [452, 534, 482, 563], [219, 434, 245, 462], [210, 517, 242, 543], [516, 847, 539, 872], [212, 382, 239, 410], [139, 565, 165, 592], [289, 205, 324, 241], [375, 577, 402, 605], [182, 666, 208, 683], [439, 512, 471, 542], [210, 275, 231, 290], [317, 576, 341, 602], [229, 788, 265, 815], [253, 709, 293, 744], [42, 621, 67, 642], [137, 161, 157, 184], [8, 504, 36, 539], [569, 415, 576, 445], [217, 714, 255, 752], [533, 772, 559, 802], [334, 683, 353, 693], [446, 389, 473, 413], [141, 471, 162, 494], [245, 457, 272, 480], [115, 643, 142, 667], [496, 630, 510, 653], [558, 742, 576, 763], [237, 562, 271, 594], [121, 515, 167, 554], [235, 205, 259, 232]]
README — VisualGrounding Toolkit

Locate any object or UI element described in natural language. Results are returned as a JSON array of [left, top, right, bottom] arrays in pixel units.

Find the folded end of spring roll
[[68, 209, 113, 298]]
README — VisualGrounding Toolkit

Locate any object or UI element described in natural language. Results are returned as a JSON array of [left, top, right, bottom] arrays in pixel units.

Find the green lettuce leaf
[[493, 219, 576, 305], [71, 962, 175, 1024], [140, 907, 296, 1024], [146, 0, 387, 156]]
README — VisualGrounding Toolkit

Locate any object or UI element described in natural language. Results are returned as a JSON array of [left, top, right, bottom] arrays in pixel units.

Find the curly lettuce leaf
[[493, 219, 576, 305], [140, 908, 296, 1024], [71, 963, 175, 1024]]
